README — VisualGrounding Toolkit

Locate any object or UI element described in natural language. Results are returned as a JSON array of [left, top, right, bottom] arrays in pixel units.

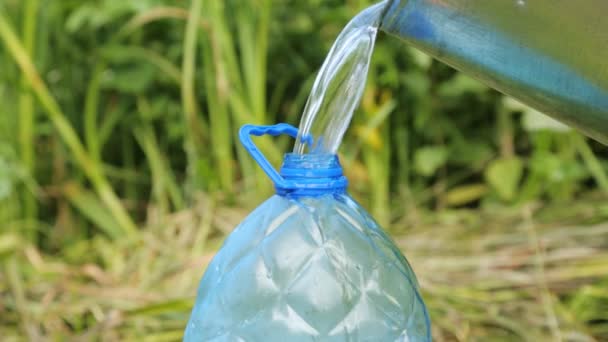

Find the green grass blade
[[84, 63, 103, 162], [18, 0, 39, 241], [181, 0, 206, 192], [134, 121, 184, 211], [200, 2, 233, 193], [63, 182, 123, 239], [125, 298, 193, 317]]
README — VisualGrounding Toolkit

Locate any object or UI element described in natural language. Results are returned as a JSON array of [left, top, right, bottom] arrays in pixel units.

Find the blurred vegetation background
[[1, 0, 607, 340]]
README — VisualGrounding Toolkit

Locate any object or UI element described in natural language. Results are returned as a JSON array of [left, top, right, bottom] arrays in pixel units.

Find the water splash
[[293, 1, 387, 154]]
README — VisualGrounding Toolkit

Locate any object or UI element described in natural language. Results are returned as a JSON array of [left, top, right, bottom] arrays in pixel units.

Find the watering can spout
[[380, 0, 608, 144]]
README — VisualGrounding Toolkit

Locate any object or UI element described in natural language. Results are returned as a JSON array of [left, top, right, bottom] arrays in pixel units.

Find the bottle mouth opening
[[277, 153, 348, 196], [281, 153, 344, 177]]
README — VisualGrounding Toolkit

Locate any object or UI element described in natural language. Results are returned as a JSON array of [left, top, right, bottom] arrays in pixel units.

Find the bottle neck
[[277, 153, 348, 197]]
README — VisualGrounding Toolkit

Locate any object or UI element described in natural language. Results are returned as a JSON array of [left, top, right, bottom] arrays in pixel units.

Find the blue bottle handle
[[239, 123, 299, 189]]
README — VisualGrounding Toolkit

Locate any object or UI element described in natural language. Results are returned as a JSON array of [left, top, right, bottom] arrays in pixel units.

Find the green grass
[[0, 0, 607, 340], [0, 7, 138, 238]]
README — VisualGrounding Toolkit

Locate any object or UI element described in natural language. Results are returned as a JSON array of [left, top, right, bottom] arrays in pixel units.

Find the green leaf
[[101, 64, 155, 93], [66, 1, 156, 32], [410, 49, 432, 70], [522, 108, 570, 132], [0, 157, 13, 200], [414, 146, 448, 177], [437, 73, 487, 97], [402, 70, 430, 98], [530, 152, 562, 179], [449, 140, 493, 166], [0, 232, 21, 259], [485, 157, 523, 201], [504, 97, 570, 132], [445, 183, 488, 206]]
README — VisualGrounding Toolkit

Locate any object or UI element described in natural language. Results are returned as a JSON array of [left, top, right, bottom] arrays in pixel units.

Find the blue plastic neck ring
[[278, 153, 348, 196], [239, 123, 348, 197]]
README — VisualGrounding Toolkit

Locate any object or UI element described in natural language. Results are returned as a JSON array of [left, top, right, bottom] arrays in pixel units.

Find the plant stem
[[18, 0, 39, 241], [202, 0, 233, 193], [84, 63, 103, 162], [181, 0, 205, 193], [573, 132, 608, 192]]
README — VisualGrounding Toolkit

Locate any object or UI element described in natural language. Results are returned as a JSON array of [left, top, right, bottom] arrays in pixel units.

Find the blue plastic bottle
[[184, 124, 431, 341]]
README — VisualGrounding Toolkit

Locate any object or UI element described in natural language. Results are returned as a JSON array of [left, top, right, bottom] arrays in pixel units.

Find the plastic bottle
[[184, 123, 430, 341]]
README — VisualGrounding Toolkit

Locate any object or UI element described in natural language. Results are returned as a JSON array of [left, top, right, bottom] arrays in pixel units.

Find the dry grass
[[2, 193, 607, 341]]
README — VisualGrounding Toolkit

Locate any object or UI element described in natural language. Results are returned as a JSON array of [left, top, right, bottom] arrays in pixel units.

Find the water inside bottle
[[293, 1, 387, 154]]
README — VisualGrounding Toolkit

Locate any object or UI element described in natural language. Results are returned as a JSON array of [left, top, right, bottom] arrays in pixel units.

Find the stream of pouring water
[[293, 1, 387, 154]]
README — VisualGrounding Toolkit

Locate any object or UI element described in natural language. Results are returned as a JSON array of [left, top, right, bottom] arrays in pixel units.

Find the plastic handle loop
[[239, 123, 299, 190]]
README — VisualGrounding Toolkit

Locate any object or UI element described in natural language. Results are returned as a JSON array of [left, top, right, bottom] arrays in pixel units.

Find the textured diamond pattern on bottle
[[185, 194, 430, 341]]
